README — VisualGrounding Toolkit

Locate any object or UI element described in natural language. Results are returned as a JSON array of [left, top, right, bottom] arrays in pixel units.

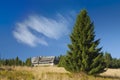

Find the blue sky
[[0, 0, 120, 61]]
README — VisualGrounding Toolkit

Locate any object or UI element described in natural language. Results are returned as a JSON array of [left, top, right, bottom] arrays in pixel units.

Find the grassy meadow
[[0, 66, 120, 80]]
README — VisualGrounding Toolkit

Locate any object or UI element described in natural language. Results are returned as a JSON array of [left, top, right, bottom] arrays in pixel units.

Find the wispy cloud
[[13, 13, 72, 47], [13, 23, 48, 47]]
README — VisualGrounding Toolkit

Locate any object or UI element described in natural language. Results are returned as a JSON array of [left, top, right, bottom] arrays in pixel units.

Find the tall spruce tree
[[62, 10, 105, 74]]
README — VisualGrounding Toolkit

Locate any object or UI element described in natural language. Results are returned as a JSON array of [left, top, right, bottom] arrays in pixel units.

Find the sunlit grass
[[0, 67, 34, 80], [0, 66, 120, 80]]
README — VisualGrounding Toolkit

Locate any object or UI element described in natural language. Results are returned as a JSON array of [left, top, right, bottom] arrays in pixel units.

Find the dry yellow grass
[[17, 66, 70, 80], [0, 66, 34, 80], [100, 68, 120, 78], [0, 66, 120, 80]]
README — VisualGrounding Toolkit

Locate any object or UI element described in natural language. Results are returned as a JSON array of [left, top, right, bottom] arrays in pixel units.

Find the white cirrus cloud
[[13, 13, 72, 47], [13, 23, 48, 47]]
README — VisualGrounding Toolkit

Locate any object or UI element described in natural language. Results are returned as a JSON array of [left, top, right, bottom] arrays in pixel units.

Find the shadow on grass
[[0, 67, 5, 71]]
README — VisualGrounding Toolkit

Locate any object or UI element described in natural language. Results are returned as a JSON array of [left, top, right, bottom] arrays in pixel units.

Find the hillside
[[0, 66, 120, 80]]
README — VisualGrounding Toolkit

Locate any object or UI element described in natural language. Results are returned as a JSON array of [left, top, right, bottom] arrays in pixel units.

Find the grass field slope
[[0, 66, 120, 80]]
